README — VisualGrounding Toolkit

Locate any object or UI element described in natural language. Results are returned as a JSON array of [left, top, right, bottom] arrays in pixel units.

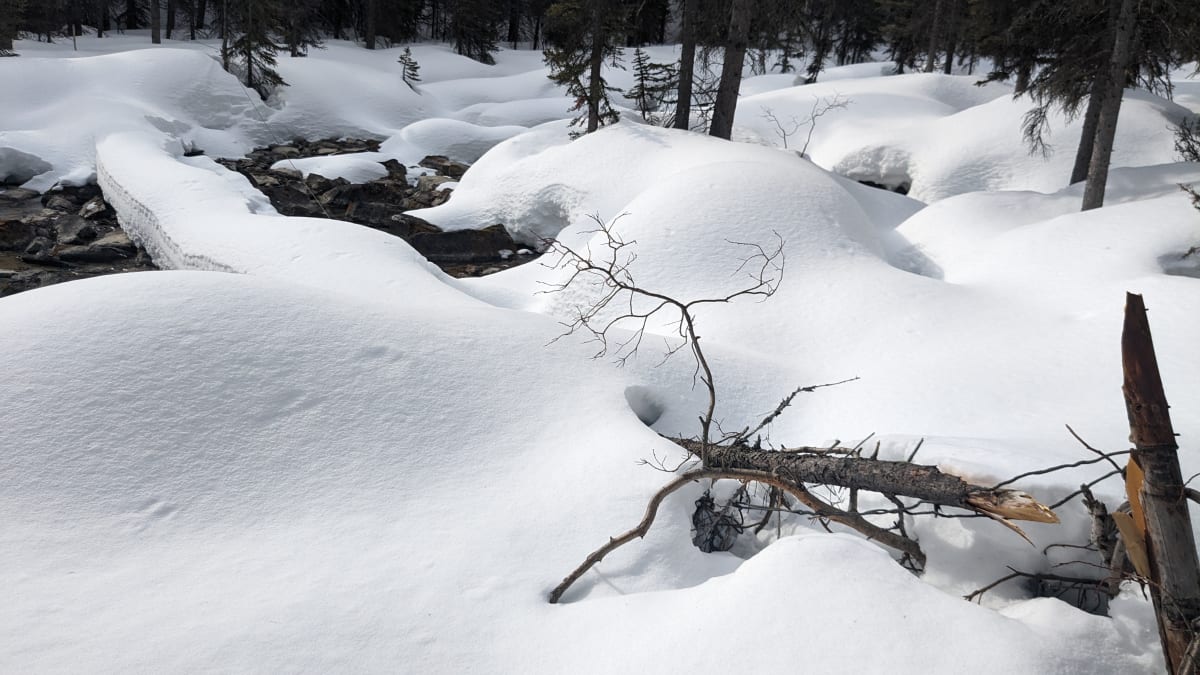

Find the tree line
[[2, 0, 1198, 209]]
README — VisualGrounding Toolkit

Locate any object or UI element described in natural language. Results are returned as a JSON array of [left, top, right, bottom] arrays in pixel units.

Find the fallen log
[[675, 438, 1059, 523]]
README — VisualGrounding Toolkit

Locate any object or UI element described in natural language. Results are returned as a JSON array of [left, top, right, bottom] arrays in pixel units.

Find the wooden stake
[[1122, 292, 1200, 674]]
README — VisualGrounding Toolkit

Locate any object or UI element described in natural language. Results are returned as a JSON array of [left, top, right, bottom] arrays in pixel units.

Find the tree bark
[[151, 0, 161, 43], [709, 0, 754, 140], [676, 438, 1058, 522], [126, 0, 140, 29], [1071, 85, 1105, 185], [672, 0, 697, 130], [924, 0, 945, 73], [364, 0, 377, 49], [166, 0, 176, 39], [1081, 0, 1137, 211], [1122, 293, 1200, 675], [586, 5, 604, 133]]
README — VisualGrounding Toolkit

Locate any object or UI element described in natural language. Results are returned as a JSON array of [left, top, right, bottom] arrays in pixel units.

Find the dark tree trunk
[[1121, 293, 1200, 674], [100, 4, 110, 37], [586, 6, 603, 133], [193, 0, 207, 39], [1082, 0, 1137, 211], [941, 0, 958, 75], [709, 0, 754, 140], [151, 0, 161, 43], [507, 0, 521, 48], [672, 0, 697, 130], [924, 0, 944, 73], [166, 0, 176, 39], [1071, 85, 1106, 184], [127, 0, 141, 29], [364, 0, 377, 49]]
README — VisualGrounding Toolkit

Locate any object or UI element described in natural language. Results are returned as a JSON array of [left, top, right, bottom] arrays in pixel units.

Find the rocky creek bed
[[0, 138, 537, 297]]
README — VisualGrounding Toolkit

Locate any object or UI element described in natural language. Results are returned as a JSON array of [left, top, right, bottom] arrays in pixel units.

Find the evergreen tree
[[221, 0, 288, 99], [544, 0, 625, 135], [399, 46, 421, 91], [449, 0, 502, 63], [0, 0, 25, 54], [282, 0, 323, 56], [626, 47, 676, 122]]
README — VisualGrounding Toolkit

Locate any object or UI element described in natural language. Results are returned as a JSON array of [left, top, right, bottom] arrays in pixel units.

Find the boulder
[[380, 159, 407, 179], [270, 145, 300, 157], [78, 195, 110, 219], [408, 224, 517, 263], [0, 219, 37, 251], [419, 155, 469, 179], [42, 194, 76, 212], [305, 173, 336, 194], [0, 187, 40, 203], [56, 215, 97, 244], [58, 231, 136, 263]]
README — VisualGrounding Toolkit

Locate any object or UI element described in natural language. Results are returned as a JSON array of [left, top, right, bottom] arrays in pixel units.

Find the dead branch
[[547, 467, 924, 603]]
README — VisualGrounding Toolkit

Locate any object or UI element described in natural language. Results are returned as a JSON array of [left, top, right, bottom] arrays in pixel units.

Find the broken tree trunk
[[1121, 292, 1200, 675], [678, 438, 1058, 522]]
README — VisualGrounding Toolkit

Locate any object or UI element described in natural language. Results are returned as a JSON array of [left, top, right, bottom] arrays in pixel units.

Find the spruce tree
[[399, 46, 421, 91], [627, 47, 676, 122], [221, 0, 288, 99], [450, 0, 502, 63], [0, 0, 24, 55], [544, 0, 625, 135]]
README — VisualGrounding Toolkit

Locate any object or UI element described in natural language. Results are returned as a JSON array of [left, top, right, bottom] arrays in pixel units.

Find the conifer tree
[[449, 0, 502, 63], [627, 46, 676, 122], [282, 0, 323, 56], [0, 0, 24, 55], [399, 46, 421, 91], [221, 0, 288, 99], [544, 0, 625, 135]]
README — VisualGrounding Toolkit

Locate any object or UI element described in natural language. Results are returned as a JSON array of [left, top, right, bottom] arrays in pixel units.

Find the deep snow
[[2, 33, 1199, 673]]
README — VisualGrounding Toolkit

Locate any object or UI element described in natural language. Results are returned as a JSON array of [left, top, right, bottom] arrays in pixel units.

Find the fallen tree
[[542, 219, 1059, 604]]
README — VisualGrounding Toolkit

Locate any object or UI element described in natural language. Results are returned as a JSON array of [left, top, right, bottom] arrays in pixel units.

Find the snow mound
[[379, 118, 527, 164], [0, 48, 268, 189], [271, 152, 390, 182], [409, 122, 921, 245]]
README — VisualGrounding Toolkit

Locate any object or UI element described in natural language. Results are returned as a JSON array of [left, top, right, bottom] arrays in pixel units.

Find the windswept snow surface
[[4, 34, 1200, 673]]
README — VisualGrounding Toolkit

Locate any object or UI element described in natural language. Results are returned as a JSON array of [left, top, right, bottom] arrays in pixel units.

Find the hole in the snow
[[624, 385, 664, 426]]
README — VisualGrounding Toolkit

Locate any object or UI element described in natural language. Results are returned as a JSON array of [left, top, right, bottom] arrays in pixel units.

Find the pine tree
[[221, 0, 288, 99], [626, 47, 676, 122], [399, 46, 421, 91], [282, 0, 323, 56], [450, 0, 502, 63], [544, 0, 625, 135], [0, 0, 24, 54]]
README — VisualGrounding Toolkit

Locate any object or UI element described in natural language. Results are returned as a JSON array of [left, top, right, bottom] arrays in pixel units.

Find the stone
[[418, 155, 469, 179], [250, 173, 282, 188], [25, 236, 53, 256], [0, 268, 15, 278], [0, 187, 39, 203], [43, 194, 76, 212], [271, 145, 300, 157], [416, 174, 454, 193], [78, 195, 110, 219], [389, 213, 442, 236], [273, 167, 302, 180], [408, 224, 517, 263], [0, 219, 37, 251], [56, 215, 97, 244], [380, 159, 407, 179], [305, 173, 336, 194], [58, 231, 135, 263]]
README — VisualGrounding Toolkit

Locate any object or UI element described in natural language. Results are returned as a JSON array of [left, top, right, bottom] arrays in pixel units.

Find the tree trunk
[[1081, 0, 1137, 211], [166, 0, 176, 39], [1070, 86, 1105, 185], [672, 0, 697, 130], [364, 0, 377, 49], [151, 0, 161, 43], [709, 0, 754, 140], [1122, 293, 1200, 675], [193, 0, 207, 39], [924, 0, 945, 73], [126, 0, 140, 29], [941, 0, 958, 75], [586, 6, 604, 133]]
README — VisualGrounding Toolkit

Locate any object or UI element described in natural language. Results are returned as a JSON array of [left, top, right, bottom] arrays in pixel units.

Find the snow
[[4, 32, 1200, 673]]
